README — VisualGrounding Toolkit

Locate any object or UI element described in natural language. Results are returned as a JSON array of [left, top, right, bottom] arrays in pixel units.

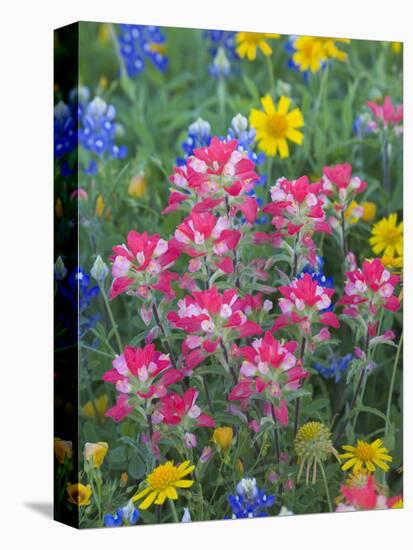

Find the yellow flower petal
[[132, 486, 152, 502], [286, 108, 304, 128], [165, 486, 178, 500], [261, 94, 276, 115], [286, 127, 304, 145], [341, 457, 359, 471], [277, 96, 291, 115], [155, 490, 167, 505], [278, 138, 289, 159], [174, 479, 195, 488], [139, 490, 158, 510]]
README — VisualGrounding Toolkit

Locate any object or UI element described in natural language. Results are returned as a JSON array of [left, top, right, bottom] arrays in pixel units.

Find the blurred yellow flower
[[293, 36, 327, 73], [128, 171, 147, 198], [212, 427, 233, 453], [96, 194, 105, 218], [235, 459, 244, 474], [98, 76, 108, 90], [381, 254, 403, 271], [55, 198, 63, 218], [370, 213, 403, 257], [67, 482, 92, 506], [391, 42, 402, 54], [344, 200, 363, 225], [361, 201, 377, 223], [120, 472, 129, 488], [98, 24, 110, 46], [82, 394, 109, 419], [84, 442, 108, 467], [236, 32, 280, 60], [319, 37, 350, 62], [250, 95, 304, 158], [54, 438, 73, 464]]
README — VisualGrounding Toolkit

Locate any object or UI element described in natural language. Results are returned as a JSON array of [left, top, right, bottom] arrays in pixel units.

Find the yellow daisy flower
[[340, 439, 392, 474], [236, 32, 280, 60], [319, 37, 350, 62], [293, 36, 327, 73], [382, 254, 403, 271], [249, 95, 304, 158], [132, 460, 195, 510], [67, 482, 92, 506], [369, 213, 403, 257]]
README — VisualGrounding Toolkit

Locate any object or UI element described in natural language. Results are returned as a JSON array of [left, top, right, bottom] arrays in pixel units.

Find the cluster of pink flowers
[[321, 163, 367, 210], [165, 136, 259, 222], [167, 287, 262, 371], [109, 231, 179, 301], [102, 134, 401, 452], [170, 211, 241, 273], [229, 331, 308, 426], [273, 273, 339, 334], [259, 176, 331, 266], [366, 96, 403, 131], [337, 474, 402, 512], [103, 343, 183, 421], [339, 258, 400, 335]]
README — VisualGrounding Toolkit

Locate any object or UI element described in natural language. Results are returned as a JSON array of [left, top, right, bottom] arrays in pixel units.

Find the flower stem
[[382, 133, 390, 195], [293, 337, 306, 436], [168, 499, 179, 523], [152, 301, 178, 369], [266, 55, 275, 97], [340, 209, 348, 259], [385, 332, 403, 439], [98, 281, 123, 354], [318, 460, 333, 513]]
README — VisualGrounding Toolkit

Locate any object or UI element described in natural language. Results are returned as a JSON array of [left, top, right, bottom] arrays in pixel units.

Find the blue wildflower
[[104, 501, 139, 527], [177, 118, 211, 165], [314, 354, 353, 383], [54, 101, 76, 158], [117, 25, 168, 78], [228, 478, 275, 519], [79, 97, 127, 160], [204, 30, 239, 78]]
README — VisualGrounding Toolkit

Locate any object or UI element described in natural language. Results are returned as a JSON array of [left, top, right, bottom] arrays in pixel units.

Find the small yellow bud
[[84, 442, 108, 467], [55, 198, 63, 218], [128, 172, 147, 198], [120, 472, 129, 488], [54, 438, 73, 464], [98, 76, 108, 90], [212, 427, 234, 453], [235, 458, 244, 474], [67, 482, 92, 506], [361, 202, 377, 223], [96, 194, 105, 218]]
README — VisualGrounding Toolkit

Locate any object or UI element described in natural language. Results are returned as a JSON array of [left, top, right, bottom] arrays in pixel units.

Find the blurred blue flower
[[104, 501, 139, 527], [228, 478, 275, 519], [117, 25, 168, 77], [314, 354, 353, 383], [79, 97, 128, 160], [204, 30, 239, 79], [177, 118, 211, 165], [54, 101, 76, 158]]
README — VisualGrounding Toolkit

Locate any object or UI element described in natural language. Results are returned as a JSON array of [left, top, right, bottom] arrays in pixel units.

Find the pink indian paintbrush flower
[[164, 136, 260, 222], [321, 163, 367, 210], [228, 331, 308, 426], [338, 475, 387, 511], [261, 176, 331, 267], [338, 258, 400, 318], [366, 96, 403, 129], [103, 344, 184, 422], [167, 287, 262, 371], [156, 387, 215, 429], [169, 211, 241, 273], [109, 231, 179, 300], [273, 273, 339, 333]]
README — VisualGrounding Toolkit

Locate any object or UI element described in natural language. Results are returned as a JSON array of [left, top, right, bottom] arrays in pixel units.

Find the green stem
[[385, 332, 403, 439], [266, 55, 275, 97], [169, 499, 179, 523], [318, 460, 333, 513], [98, 282, 123, 354]]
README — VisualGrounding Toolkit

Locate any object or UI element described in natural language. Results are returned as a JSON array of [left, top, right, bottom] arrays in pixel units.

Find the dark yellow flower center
[[147, 463, 179, 490], [266, 113, 288, 139], [354, 442, 375, 461]]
